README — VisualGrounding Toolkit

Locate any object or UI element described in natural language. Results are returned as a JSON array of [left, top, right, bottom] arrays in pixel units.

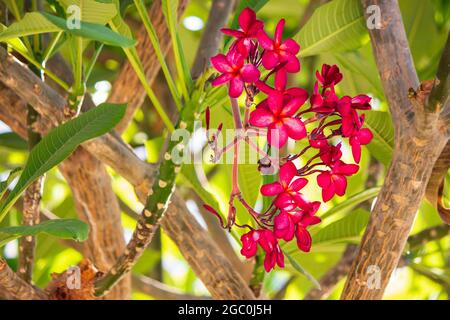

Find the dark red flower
[[260, 161, 308, 210], [221, 7, 264, 56], [310, 82, 339, 113], [319, 143, 343, 166], [240, 229, 284, 272], [249, 93, 306, 148], [211, 50, 260, 98], [349, 127, 373, 163], [316, 64, 343, 88], [257, 19, 300, 73], [317, 160, 359, 202]]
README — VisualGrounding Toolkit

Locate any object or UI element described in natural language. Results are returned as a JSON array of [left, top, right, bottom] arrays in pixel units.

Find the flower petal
[[274, 19, 285, 46], [280, 97, 304, 117], [289, 177, 308, 191], [280, 38, 300, 54], [322, 186, 335, 202], [210, 54, 232, 73], [256, 30, 274, 50], [274, 70, 287, 91], [229, 76, 244, 98], [283, 117, 306, 140], [260, 182, 283, 196], [221, 28, 244, 38], [358, 128, 373, 144], [262, 51, 280, 70], [268, 122, 288, 148], [279, 161, 297, 187], [240, 64, 260, 83], [273, 193, 296, 210], [283, 54, 300, 73], [238, 7, 256, 32], [317, 172, 331, 188], [211, 73, 232, 86], [249, 108, 275, 127], [296, 227, 312, 252]]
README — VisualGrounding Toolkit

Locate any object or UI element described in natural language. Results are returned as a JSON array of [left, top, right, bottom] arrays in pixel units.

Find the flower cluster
[[206, 8, 373, 272]]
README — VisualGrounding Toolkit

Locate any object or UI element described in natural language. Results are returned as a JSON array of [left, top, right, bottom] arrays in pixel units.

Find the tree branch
[[341, 0, 449, 300], [108, 0, 187, 133], [132, 274, 211, 300], [191, 0, 236, 79], [0, 259, 48, 300]]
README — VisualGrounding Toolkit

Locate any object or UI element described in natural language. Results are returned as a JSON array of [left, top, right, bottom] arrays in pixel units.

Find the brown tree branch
[[108, 0, 187, 133], [341, 0, 449, 300], [0, 259, 48, 300], [132, 274, 211, 300], [191, 0, 236, 78]]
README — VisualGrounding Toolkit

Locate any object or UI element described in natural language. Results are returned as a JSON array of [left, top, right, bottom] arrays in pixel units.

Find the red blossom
[[349, 127, 373, 163], [316, 64, 343, 88], [310, 82, 339, 113], [211, 50, 260, 98], [260, 161, 308, 210], [221, 7, 263, 56], [317, 160, 359, 202], [257, 19, 300, 73]]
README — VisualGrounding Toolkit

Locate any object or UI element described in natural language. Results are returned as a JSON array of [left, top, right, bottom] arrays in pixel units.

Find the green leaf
[[314, 209, 370, 245], [238, 164, 261, 207], [364, 111, 394, 167], [0, 219, 89, 247], [285, 252, 321, 289], [296, 0, 369, 57], [0, 168, 22, 200], [0, 132, 28, 150], [41, 12, 135, 47], [0, 12, 135, 47], [321, 187, 381, 220], [57, 0, 117, 25], [0, 103, 127, 221]]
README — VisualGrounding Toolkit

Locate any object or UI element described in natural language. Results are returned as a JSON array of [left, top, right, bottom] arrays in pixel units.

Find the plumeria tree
[[0, 0, 448, 301]]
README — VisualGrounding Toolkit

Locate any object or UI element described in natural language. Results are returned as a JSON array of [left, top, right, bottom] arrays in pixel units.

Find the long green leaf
[[296, 0, 369, 57], [0, 103, 127, 221], [0, 219, 89, 247], [364, 111, 394, 167], [285, 252, 321, 289], [0, 11, 135, 47], [313, 209, 370, 245], [321, 187, 380, 219], [0, 132, 28, 150], [57, 0, 117, 25]]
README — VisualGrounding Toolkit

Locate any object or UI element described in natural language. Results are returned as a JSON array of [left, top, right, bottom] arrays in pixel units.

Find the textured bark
[[341, 0, 450, 299], [426, 141, 450, 224], [133, 274, 211, 300], [0, 259, 48, 300], [108, 0, 187, 133], [161, 193, 255, 300], [191, 0, 236, 78]]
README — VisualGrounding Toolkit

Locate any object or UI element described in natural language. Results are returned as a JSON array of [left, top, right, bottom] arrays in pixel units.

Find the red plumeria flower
[[316, 64, 343, 88], [211, 50, 260, 98], [260, 161, 308, 210], [257, 19, 300, 73], [319, 143, 343, 166], [310, 82, 339, 113], [274, 210, 298, 241], [341, 95, 372, 111], [256, 71, 308, 109], [249, 94, 306, 148], [240, 229, 284, 272], [317, 160, 359, 202], [349, 127, 373, 163], [295, 211, 321, 252], [221, 7, 264, 56]]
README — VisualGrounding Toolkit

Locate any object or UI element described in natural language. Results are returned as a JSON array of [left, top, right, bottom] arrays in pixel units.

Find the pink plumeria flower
[[249, 93, 306, 148], [309, 128, 328, 148], [317, 160, 359, 202], [260, 161, 308, 210], [295, 211, 321, 252], [211, 50, 260, 98], [221, 7, 263, 56], [349, 127, 373, 163], [310, 82, 339, 113], [319, 143, 343, 166], [316, 64, 343, 88], [256, 71, 308, 109], [257, 19, 300, 73]]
